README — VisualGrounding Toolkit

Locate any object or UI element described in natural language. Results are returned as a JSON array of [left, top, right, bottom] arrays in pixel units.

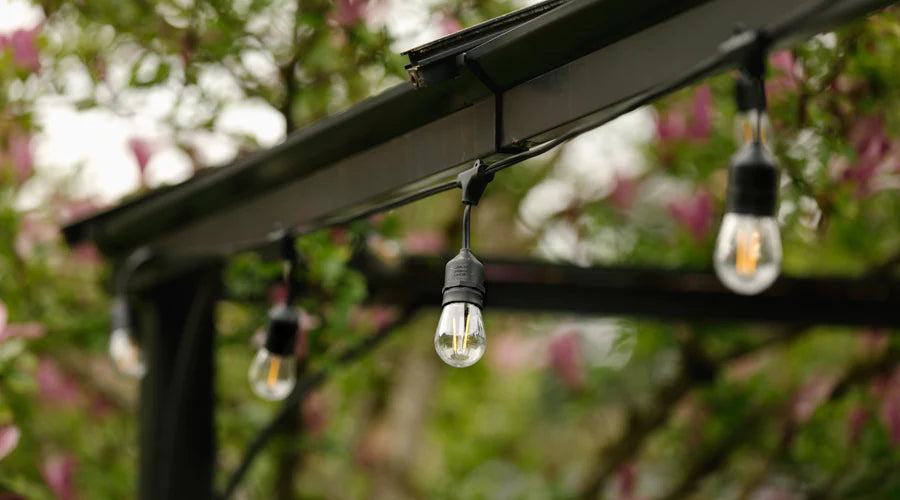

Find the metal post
[[132, 259, 222, 500]]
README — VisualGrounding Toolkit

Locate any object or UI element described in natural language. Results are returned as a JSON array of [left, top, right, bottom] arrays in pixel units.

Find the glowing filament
[[267, 355, 281, 388], [463, 313, 470, 350], [736, 228, 761, 276]]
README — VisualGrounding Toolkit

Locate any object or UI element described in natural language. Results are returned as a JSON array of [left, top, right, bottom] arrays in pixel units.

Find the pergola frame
[[61, 0, 898, 498]]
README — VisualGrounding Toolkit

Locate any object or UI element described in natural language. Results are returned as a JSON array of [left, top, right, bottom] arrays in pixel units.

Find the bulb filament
[[267, 355, 281, 388], [451, 313, 471, 355], [736, 228, 761, 276]]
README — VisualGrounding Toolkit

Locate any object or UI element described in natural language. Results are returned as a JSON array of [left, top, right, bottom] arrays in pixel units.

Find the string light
[[434, 161, 493, 368], [248, 235, 301, 401], [713, 49, 782, 295], [108, 248, 153, 379]]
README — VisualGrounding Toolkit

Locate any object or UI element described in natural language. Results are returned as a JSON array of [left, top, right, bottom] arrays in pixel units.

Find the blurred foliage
[[1, 0, 900, 499]]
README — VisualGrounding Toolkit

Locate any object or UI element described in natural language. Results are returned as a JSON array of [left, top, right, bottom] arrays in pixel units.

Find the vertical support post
[[132, 259, 222, 500]]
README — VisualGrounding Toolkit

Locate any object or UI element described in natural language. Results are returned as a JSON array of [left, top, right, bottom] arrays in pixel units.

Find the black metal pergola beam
[[62, 0, 896, 259], [362, 256, 900, 327]]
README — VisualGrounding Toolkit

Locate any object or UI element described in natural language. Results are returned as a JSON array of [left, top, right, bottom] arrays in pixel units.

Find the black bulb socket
[[726, 141, 779, 217], [264, 304, 299, 356], [441, 249, 485, 309], [735, 71, 766, 113]]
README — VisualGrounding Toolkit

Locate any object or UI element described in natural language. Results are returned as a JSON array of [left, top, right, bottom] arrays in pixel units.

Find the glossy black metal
[[62, 0, 896, 259], [134, 260, 221, 500], [366, 256, 900, 327]]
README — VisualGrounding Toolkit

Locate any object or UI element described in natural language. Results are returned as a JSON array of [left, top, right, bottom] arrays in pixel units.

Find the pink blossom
[[438, 12, 463, 35], [487, 332, 539, 374], [687, 85, 712, 140], [655, 109, 687, 142], [41, 454, 77, 500], [667, 189, 713, 242], [14, 213, 58, 258], [70, 242, 102, 265], [303, 390, 328, 436], [8, 132, 33, 182], [548, 330, 584, 390], [792, 374, 837, 423], [403, 230, 447, 254], [847, 406, 869, 445], [37, 359, 81, 406], [0, 301, 6, 332], [609, 173, 638, 211], [842, 115, 893, 195], [617, 463, 640, 500], [0, 322, 46, 346], [880, 367, 900, 446], [0, 425, 20, 461], [331, 0, 368, 27], [769, 51, 794, 73], [127, 138, 154, 184], [8, 26, 41, 73], [56, 197, 100, 224]]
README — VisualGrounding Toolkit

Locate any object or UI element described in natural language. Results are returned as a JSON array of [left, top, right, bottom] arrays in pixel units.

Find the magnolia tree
[[1, 0, 900, 498]]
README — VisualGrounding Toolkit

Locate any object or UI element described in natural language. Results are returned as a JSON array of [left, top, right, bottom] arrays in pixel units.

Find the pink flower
[[487, 332, 539, 374], [438, 12, 463, 35], [331, 0, 368, 27], [880, 368, 900, 446], [37, 359, 81, 406], [55, 197, 100, 224], [609, 173, 639, 211], [655, 109, 687, 142], [548, 330, 584, 390], [842, 115, 893, 195], [8, 26, 41, 73], [687, 85, 712, 140], [847, 406, 869, 445], [8, 132, 33, 183], [14, 213, 58, 259], [667, 190, 713, 242], [70, 242, 102, 265], [0, 425, 21, 461], [303, 390, 328, 436], [769, 50, 794, 73], [617, 463, 641, 500], [403, 230, 447, 254], [41, 454, 77, 500], [0, 322, 46, 346], [127, 138, 154, 185], [792, 374, 837, 423]]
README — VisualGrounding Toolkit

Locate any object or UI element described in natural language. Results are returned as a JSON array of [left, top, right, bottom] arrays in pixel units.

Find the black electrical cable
[[219, 306, 420, 499], [462, 205, 471, 250]]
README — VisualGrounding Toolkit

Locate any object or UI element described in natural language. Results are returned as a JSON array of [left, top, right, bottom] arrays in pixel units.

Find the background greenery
[[1, 1, 900, 498]]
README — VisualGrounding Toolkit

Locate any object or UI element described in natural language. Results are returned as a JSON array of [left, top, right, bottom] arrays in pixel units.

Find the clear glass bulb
[[434, 302, 486, 368], [714, 213, 782, 295], [734, 110, 772, 147], [109, 327, 147, 379], [248, 348, 296, 401]]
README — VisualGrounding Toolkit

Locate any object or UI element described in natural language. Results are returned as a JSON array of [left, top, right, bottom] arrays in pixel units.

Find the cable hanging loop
[[456, 159, 494, 250]]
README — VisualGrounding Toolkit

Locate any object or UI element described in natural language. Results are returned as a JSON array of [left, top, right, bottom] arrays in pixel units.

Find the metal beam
[[63, 0, 896, 258], [362, 256, 900, 327], [134, 259, 221, 499]]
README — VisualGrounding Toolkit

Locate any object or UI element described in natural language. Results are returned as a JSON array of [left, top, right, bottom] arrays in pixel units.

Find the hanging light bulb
[[434, 161, 493, 368], [434, 248, 487, 367], [108, 295, 147, 378], [715, 51, 782, 295], [714, 141, 782, 295], [248, 303, 299, 401]]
